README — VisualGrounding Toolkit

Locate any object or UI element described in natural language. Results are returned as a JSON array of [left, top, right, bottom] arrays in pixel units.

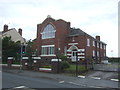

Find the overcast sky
[[0, 0, 119, 57]]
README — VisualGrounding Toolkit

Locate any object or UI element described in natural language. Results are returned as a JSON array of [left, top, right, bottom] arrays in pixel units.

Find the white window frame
[[100, 43, 102, 49], [97, 51, 99, 57], [41, 47, 47, 55], [41, 45, 55, 56], [87, 38, 90, 47], [93, 50, 95, 57], [97, 42, 99, 48], [93, 40, 95, 46], [41, 24, 56, 39], [64, 46, 67, 56]]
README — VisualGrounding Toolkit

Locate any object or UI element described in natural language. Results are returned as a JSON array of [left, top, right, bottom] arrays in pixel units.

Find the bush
[[61, 61, 70, 70], [13, 60, 20, 64], [40, 65, 52, 68], [59, 55, 68, 61]]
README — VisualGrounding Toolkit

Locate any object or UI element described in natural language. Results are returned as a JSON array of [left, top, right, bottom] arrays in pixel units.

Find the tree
[[2, 36, 21, 62], [25, 39, 34, 69]]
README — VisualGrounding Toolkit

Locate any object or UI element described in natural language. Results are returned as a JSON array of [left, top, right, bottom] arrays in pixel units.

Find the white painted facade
[[2, 28, 25, 43]]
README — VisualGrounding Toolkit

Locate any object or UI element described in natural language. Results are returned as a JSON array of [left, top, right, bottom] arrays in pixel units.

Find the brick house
[[34, 16, 106, 64]]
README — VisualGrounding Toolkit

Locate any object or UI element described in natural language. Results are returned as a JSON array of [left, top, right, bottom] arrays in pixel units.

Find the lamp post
[[76, 51, 78, 76], [75, 50, 78, 76], [92, 56, 95, 70], [56, 48, 60, 73], [20, 44, 23, 71]]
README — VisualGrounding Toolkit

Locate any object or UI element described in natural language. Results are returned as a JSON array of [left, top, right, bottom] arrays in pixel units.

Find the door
[[71, 51, 77, 62]]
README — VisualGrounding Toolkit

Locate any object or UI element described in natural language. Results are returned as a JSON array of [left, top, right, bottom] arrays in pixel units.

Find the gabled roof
[[2, 28, 26, 43], [68, 28, 106, 45], [69, 28, 86, 36]]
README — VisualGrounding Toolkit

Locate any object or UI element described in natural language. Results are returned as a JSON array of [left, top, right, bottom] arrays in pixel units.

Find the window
[[87, 39, 90, 46], [104, 52, 106, 56], [41, 24, 55, 39], [97, 42, 99, 48], [93, 50, 95, 57], [104, 45, 106, 50], [48, 47, 54, 54], [41, 47, 47, 55], [100, 43, 102, 49], [93, 40, 95, 46], [41, 45, 55, 55], [64, 46, 67, 56], [97, 51, 99, 57]]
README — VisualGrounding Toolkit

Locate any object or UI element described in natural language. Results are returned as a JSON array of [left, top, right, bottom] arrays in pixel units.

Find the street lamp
[[76, 51, 78, 76], [56, 48, 60, 73]]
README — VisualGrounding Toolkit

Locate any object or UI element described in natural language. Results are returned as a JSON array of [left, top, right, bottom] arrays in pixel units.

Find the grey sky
[[0, 0, 118, 57]]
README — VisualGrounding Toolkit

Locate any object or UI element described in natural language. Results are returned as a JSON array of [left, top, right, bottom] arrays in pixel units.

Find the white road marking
[[87, 85, 102, 88], [110, 79, 119, 82], [78, 75, 85, 78], [14, 86, 27, 88], [91, 77, 101, 80], [68, 82, 102, 88], [68, 82, 82, 86], [59, 81, 65, 83]]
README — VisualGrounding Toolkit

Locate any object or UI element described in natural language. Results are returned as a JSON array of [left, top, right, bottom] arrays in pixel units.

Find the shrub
[[61, 61, 70, 70], [40, 65, 52, 68], [59, 55, 68, 61]]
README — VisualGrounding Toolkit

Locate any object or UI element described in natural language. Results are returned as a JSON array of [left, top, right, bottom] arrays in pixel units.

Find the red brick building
[[34, 16, 106, 63]]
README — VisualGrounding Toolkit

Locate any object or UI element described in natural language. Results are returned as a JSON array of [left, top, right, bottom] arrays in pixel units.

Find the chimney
[[96, 35, 100, 41], [3, 24, 8, 32], [67, 22, 71, 33], [18, 28, 22, 36]]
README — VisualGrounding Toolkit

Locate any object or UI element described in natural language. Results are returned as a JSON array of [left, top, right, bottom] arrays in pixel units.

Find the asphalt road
[[2, 72, 87, 89]]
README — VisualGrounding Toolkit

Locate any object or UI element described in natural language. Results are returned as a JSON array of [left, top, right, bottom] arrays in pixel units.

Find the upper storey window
[[41, 24, 56, 39], [87, 38, 90, 47]]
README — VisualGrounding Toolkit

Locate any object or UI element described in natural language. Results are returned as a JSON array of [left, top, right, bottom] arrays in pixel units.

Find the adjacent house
[[1, 24, 26, 43]]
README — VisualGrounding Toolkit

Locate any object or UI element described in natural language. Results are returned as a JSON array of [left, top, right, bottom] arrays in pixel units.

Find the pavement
[[93, 63, 119, 72], [2, 67, 120, 89]]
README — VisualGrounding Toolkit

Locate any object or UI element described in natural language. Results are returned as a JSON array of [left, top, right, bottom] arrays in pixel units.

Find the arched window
[[41, 24, 56, 39]]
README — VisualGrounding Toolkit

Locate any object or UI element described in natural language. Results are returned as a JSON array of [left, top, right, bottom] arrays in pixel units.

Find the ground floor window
[[64, 46, 67, 56], [41, 45, 55, 55]]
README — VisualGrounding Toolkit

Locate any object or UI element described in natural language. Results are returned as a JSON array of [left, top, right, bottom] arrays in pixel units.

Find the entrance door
[[71, 51, 77, 62]]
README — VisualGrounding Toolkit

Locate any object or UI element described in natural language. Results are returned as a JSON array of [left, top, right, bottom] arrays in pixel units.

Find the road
[[2, 72, 87, 89], [2, 66, 119, 89]]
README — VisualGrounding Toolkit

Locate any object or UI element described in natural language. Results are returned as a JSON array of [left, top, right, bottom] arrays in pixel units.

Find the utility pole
[[57, 39, 60, 73], [56, 48, 60, 73], [76, 51, 78, 76], [20, 45, 23, 71]]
